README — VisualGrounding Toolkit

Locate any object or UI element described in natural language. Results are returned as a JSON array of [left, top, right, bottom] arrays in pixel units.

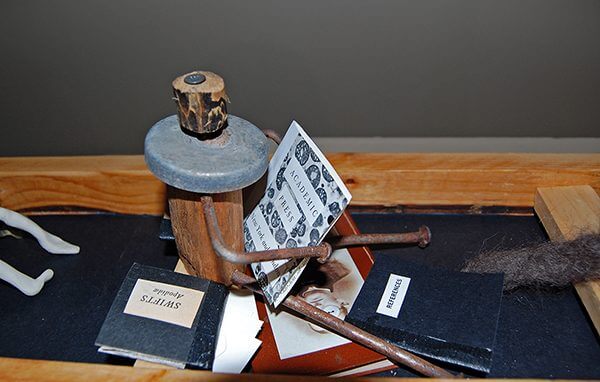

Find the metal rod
[[201, 196, 332, 264], [230, 271, 457, 379], [262, 129, 282, 144], [202, 195, 431, 263], [329, 225, 431, 249]]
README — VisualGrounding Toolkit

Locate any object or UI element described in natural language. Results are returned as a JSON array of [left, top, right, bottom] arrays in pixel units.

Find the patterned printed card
[[244, 121, 352, 307]]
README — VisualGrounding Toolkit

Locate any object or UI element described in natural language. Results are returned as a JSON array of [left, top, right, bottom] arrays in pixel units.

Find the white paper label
[[376, 274, 410, 318], [123, 279, 204, 328]]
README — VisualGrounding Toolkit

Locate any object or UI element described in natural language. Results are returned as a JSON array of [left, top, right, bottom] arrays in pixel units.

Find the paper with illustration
[[243, 121, 351, 307]]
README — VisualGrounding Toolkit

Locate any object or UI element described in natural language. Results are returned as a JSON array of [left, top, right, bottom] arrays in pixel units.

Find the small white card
[[376, 274, 411, 319], [213, 290, 263, 373], [123, 278, 204, 328]]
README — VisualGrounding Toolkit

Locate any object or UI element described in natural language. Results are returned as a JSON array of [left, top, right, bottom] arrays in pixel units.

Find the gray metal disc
[[144, 114, 269, 193]]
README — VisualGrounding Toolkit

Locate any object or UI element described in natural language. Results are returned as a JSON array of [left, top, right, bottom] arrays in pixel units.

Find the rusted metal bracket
[[230, 271, 456, 378]]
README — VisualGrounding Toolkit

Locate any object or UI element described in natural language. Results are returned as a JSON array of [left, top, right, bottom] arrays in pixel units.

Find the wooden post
[[167, 187, 245, 286], [534, 185, 600, 333]]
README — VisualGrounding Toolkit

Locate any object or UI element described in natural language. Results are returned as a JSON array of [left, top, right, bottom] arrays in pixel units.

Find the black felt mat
[[0, 213, 598, 378]]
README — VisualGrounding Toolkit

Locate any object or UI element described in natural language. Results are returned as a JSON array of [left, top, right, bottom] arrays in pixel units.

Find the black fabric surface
[[0, 214, 178, 365], [95, 263, 227, 369], [346, 257, 504, 373], [352, 212, 600, 378], [0, 212, 599, 378]]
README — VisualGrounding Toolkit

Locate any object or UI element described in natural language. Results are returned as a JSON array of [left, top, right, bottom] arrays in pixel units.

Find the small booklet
[[244, 121, 351, 307], [95, 263, 228, 369], [345, 255, 504, 373]]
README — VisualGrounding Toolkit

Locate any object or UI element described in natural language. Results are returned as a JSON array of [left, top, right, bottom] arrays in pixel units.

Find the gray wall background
[[1, 1, 599, 156]]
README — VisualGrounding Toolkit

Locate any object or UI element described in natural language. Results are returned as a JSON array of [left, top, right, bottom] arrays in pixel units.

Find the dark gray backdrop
[[1, 1, 599, 156]]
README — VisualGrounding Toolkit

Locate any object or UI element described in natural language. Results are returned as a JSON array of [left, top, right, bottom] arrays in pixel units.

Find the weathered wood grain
[[172, 71, 229, 135], [168, 188, 245, 285], [535, 186, 600, 241], [0, 156, 166, 215], [534, 185, 600, 334], [329, 153, 600, 207], [1, 154, 598, 215]]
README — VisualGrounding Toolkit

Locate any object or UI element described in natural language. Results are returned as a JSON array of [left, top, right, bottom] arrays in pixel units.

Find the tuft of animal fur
[[462, 234, 600, 292]]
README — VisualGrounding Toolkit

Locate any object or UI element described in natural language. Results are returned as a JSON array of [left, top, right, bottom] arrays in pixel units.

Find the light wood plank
[[330, 153, 600, 208], [0, 357, 323, 382], [1, 154, 599, 214], [535, 186, 600, 241], [133, 360, 172, 370], [0, 156, 166, 215], [534, 185, 600, 333], [0, 356, 571, 382]]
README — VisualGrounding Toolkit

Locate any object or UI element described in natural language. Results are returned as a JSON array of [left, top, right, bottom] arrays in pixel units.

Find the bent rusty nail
[[262, 129, 282, 144], [201, 196, 332, 264], [230, 270, 457, 379], [328, 225, 432, 249]]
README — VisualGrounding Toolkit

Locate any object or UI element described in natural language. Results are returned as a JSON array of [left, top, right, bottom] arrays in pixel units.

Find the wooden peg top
[[172, 71, 229, 135]]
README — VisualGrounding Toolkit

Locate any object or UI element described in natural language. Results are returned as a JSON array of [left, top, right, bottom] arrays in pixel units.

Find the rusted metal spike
[[230, 271, 457, 379], [329, 225, 431, 249], [201, 196, 332, 264]]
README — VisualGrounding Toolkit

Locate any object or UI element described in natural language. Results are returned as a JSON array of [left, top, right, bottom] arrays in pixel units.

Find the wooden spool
[[144, 71, 269, 285], [170, 71, 242, 285], [172, 71, 229, 135]]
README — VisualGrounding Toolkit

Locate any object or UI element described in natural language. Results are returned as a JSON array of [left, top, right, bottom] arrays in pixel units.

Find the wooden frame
[[1, 153, 598, 214], [1, 153, 599, 381]]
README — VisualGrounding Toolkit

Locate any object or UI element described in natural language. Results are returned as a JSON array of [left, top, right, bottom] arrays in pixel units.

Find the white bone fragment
[[0, 259, 53, 296], [0, 207, 79, 254]]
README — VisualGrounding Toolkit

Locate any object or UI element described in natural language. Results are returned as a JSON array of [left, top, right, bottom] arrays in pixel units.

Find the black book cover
[[95, 263, 228, 369], [345, 255, 503, 373], [158, 216, 175, 241]]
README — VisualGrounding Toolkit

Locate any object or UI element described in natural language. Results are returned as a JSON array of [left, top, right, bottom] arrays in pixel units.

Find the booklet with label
[[244, 121, 352, 307], [95, 263, 228, 369], [345, 255, 504, 373]]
